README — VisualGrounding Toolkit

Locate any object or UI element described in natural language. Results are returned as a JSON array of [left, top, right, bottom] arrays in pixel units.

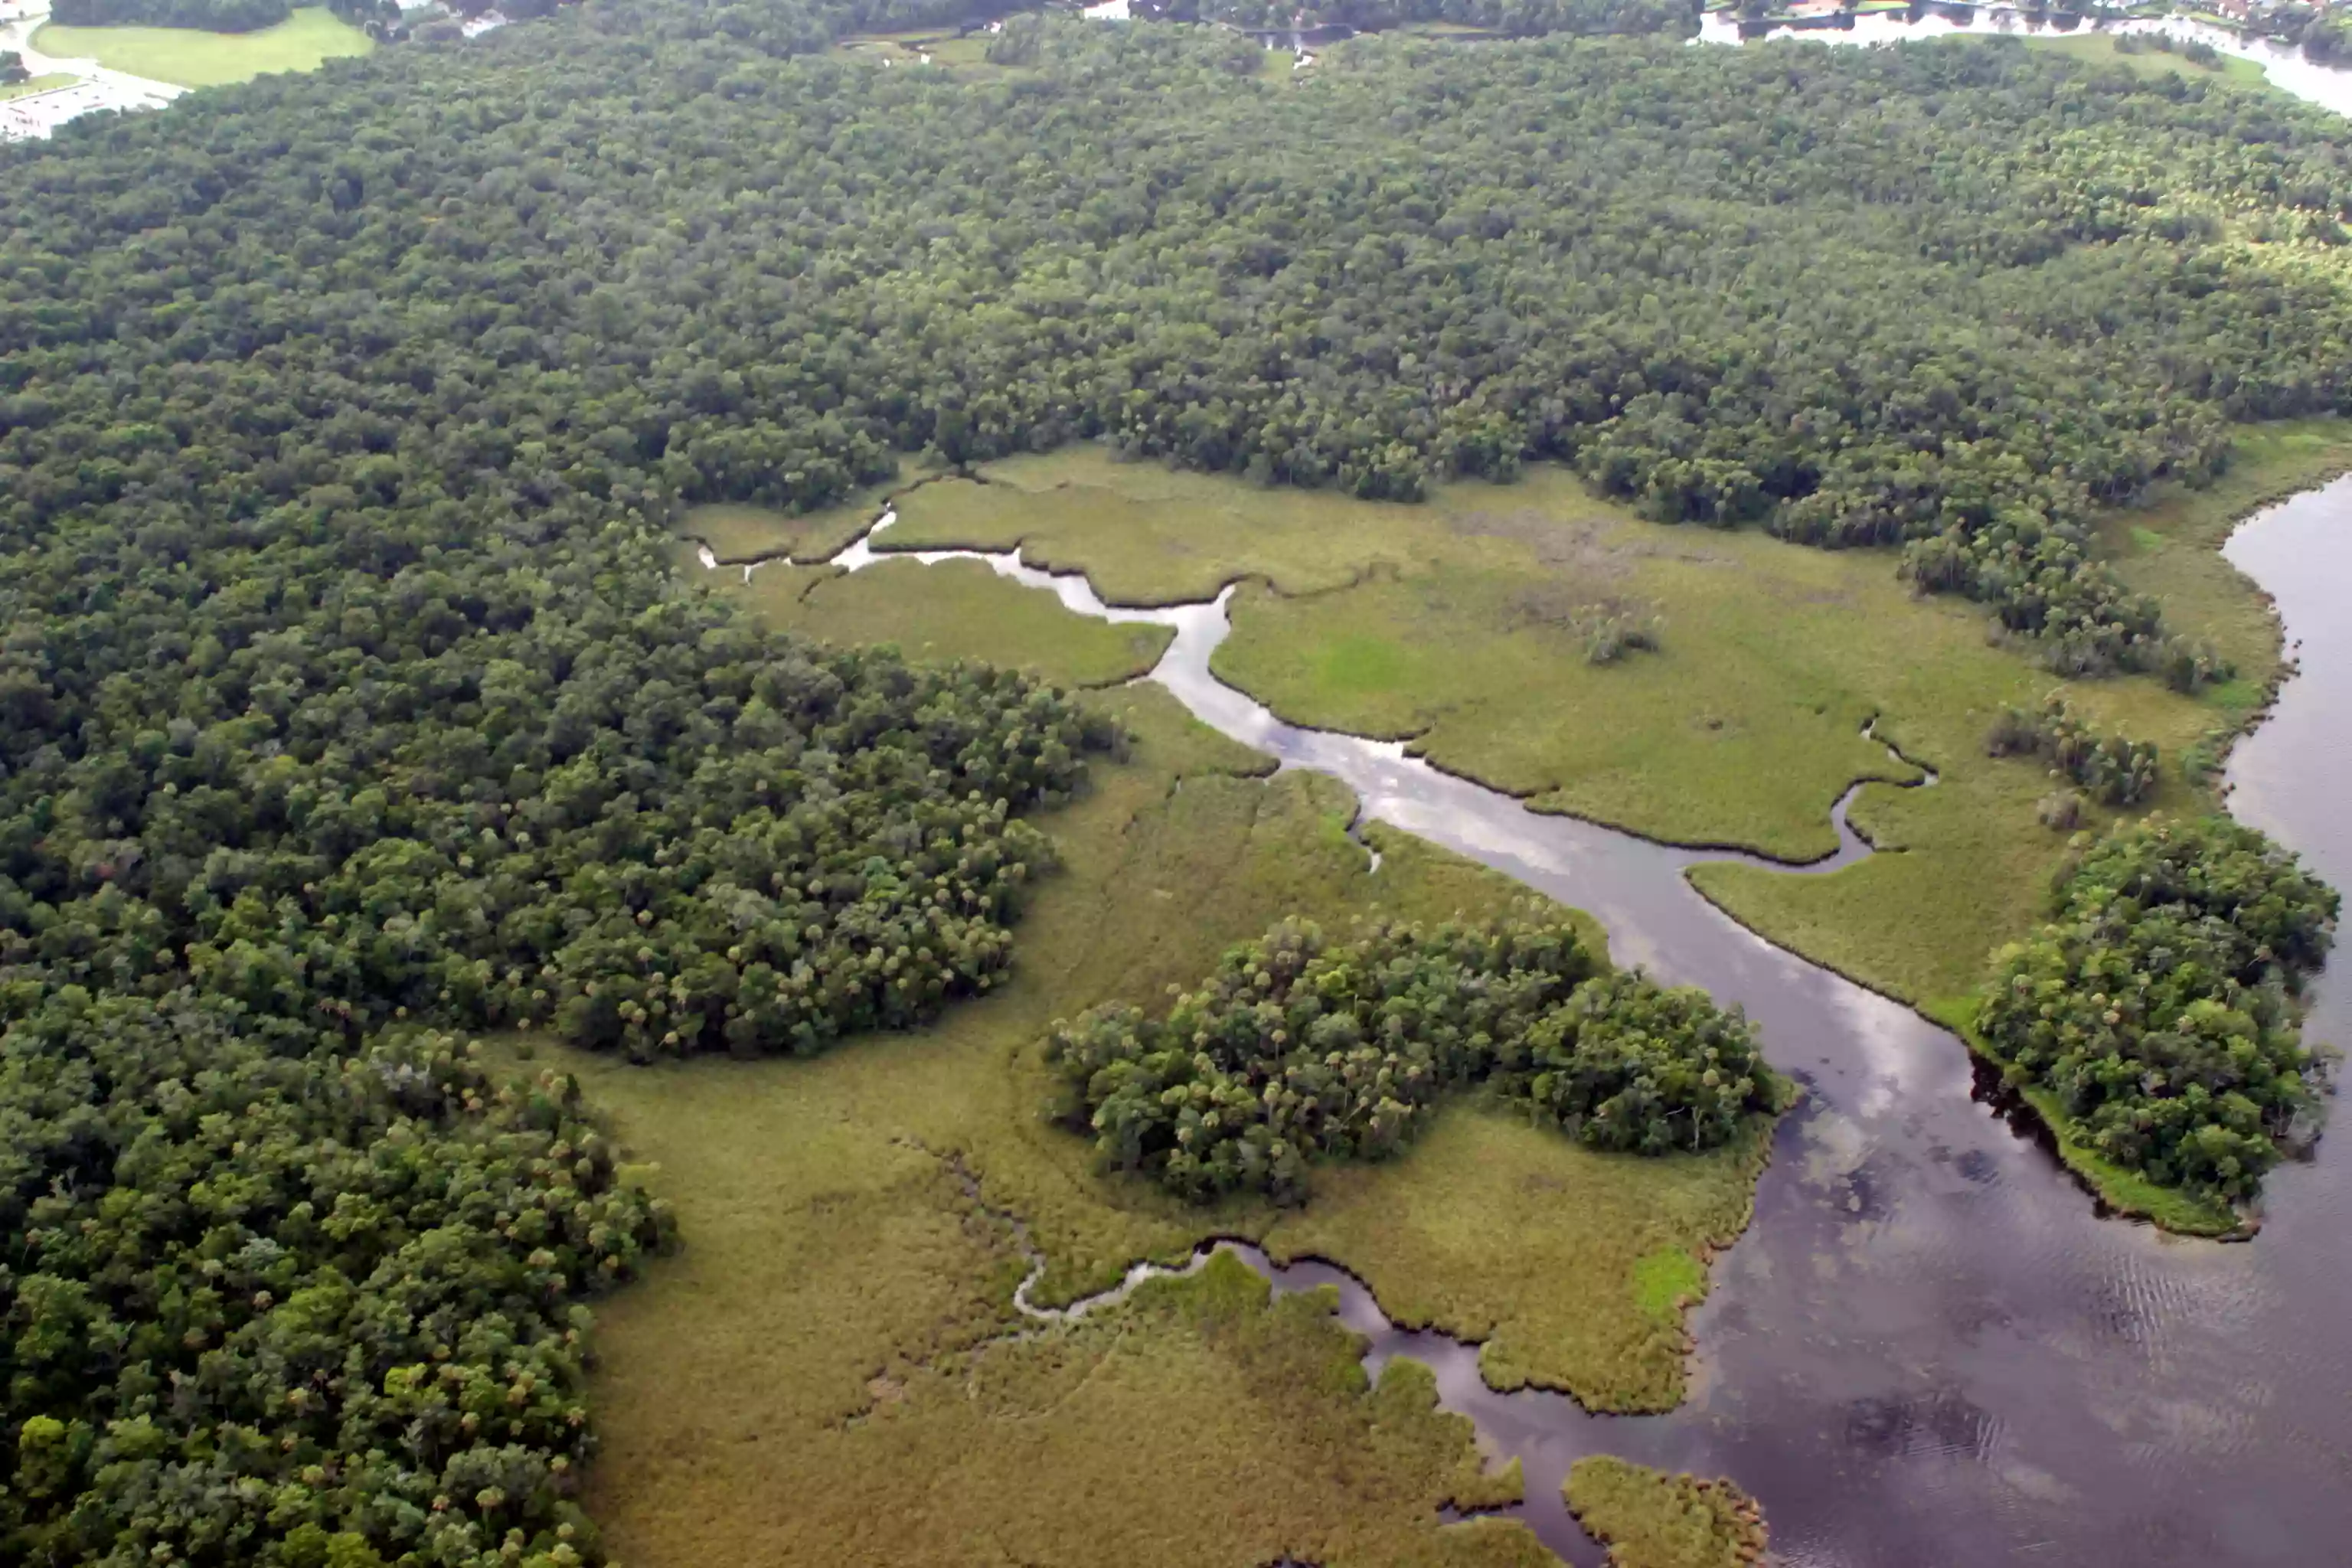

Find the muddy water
[[755, 485, 2352, 1566]]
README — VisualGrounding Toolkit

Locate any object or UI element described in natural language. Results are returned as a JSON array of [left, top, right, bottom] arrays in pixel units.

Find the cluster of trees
[[0, 537, 1109, 1067], [1897, 509, 2210, 682], [1984, 693, 2160, 807], [1979, 818, 2340, 1202], [1, 51, 25, 83], [1047, 917, 1768, 1200], [1574, 606, 1661, 665], [4, 1003, 670, 1568], [49, 0, 292, 31]]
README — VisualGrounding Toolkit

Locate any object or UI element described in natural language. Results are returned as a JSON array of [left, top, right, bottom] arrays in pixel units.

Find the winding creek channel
[[703, 479, 2352, 1566]]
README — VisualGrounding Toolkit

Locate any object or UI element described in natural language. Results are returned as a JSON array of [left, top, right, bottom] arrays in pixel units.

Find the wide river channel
[[698, 466, 2352, 1568]]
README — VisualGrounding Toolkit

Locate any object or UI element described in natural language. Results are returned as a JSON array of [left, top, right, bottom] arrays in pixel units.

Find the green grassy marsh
[[675, 459, 910, 564], [746, 555, 1174, 688], [880, 443, 2265, 1008], [1562, 1458, 1769, 1568], [551, 675, 1781, 1565]]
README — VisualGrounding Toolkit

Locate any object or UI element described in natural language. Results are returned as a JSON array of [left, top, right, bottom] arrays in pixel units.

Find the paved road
[[2, 0, 185, 141]]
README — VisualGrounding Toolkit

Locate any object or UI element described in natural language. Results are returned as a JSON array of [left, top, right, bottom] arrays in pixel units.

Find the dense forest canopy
[[5, 4, 2352, 1560], [15, 9, 2352, 671]]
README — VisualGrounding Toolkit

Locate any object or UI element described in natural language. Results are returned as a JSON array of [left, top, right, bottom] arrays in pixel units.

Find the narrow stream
[[710, 482, 2352, 1567]]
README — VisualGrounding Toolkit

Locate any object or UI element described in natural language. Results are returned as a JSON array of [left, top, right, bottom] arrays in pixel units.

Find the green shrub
[[1978, 817, 2339, 1202]]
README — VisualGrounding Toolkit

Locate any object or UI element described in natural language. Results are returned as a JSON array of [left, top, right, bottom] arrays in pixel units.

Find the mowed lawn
[[33, 6, 371, 88], [1, 72, 81, 99]]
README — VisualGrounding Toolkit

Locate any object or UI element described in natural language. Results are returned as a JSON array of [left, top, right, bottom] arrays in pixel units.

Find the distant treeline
[[49, 0, 292, 31]]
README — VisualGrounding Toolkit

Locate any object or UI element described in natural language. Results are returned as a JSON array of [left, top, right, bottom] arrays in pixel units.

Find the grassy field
[[887, 452, 1448, 603], [733, 555, 1174, 688], [1562, 1459, 1768, 1568], [32, 6, 371, 88], [829, 30, 1000, 70], [2022, 31, 2270, 90], [887, 446, 2245, 1008], [0, 72, 78, 100], [547, 675, 1781, 1565]]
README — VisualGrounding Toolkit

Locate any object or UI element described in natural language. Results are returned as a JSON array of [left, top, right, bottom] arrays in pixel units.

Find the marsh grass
[[1563, 1458, 1768, 1568], [553, 684, 1776, 1565], [2024, 31, 2270, 90], [886, 449, 1444, 603], [739, 556, 1174, 688], [889, 446, 2237, 1004], [1695, 420, 2352, 1005]]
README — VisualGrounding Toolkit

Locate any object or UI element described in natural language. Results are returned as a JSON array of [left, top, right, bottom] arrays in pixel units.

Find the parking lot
[[1, 73, 175, 139], [1, 0, 183, 141]]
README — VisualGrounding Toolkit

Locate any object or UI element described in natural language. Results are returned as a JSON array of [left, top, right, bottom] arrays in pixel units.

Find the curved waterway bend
[[739, 494, 2352, 1567]]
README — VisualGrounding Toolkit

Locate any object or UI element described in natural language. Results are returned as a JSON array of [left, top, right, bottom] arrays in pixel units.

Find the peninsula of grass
[[727, 554, 1174, 688], [32, 6, 371, 88], [1692, 418, 2352, 1006], [1563, 1458, 1769, 1568], [675, 459, 910, 564], [544, 680, 1779, 1565]]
